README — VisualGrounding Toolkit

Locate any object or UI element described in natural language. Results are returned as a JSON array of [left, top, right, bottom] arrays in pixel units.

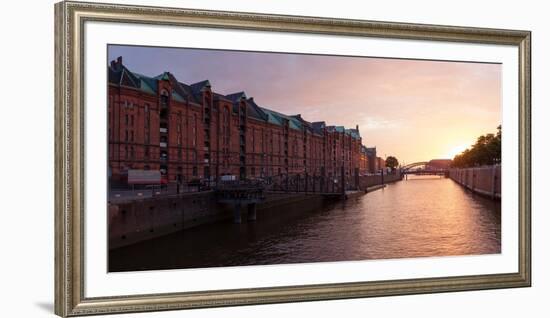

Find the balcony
[[160, 142, 167, 148], [160, 127, 168, 133]]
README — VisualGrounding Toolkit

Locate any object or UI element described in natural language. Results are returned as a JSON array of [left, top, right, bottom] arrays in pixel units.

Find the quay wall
[[109, 191, 326, 249], [449, 165, 501, 200], [358, 172, 402, 191]]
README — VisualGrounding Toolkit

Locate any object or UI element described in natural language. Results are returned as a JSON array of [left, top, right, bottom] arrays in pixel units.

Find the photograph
[[107, 45, 502, 272]]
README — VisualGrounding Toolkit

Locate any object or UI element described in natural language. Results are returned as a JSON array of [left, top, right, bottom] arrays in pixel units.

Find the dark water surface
[[109, 176, 501, 272]]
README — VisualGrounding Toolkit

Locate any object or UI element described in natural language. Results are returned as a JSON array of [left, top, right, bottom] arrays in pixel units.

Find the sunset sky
[[108, 45, 501, 165]]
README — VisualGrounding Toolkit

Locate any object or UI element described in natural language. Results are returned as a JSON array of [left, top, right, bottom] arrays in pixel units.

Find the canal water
[[109, 176, 501, 272]]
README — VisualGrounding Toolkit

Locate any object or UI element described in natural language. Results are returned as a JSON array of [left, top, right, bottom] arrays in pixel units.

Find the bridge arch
[[401, 162, 429, 171]]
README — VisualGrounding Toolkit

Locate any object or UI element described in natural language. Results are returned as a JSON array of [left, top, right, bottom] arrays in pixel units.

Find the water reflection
[[109, 176, 501, 272]]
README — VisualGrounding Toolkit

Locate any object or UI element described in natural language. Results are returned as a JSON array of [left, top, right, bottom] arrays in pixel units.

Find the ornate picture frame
[[54, 1, 531, 316]]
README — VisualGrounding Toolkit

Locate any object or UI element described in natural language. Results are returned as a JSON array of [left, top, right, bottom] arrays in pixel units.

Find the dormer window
[[160, 90, 169, 109]]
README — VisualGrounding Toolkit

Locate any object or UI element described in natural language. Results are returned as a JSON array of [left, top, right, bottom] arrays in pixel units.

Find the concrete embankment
[[449, 165, 501, 200], [358, 173, 401, 191], [109, 191, 328, 249], [366, 184, 386, 193]]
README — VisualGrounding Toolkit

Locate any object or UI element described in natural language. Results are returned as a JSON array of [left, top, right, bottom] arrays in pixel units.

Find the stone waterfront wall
[[109, 191, 326, 249], [358, 172, 402, 191], [109, 191, 227, 249], [449, 165, 501, 200]]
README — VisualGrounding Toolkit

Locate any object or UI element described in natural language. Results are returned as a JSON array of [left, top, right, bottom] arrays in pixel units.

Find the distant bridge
[[400, 161, 450, 177]]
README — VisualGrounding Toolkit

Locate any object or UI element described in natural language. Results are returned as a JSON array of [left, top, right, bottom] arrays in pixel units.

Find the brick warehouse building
[[108, 57, 365, 186]]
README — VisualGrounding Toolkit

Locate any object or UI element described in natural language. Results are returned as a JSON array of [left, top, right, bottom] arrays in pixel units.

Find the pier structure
[[215, 181, 266, 223]]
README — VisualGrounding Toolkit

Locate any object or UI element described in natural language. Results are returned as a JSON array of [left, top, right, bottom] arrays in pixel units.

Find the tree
[[451, 125, 501, 168], [385, 156, 399, 170]]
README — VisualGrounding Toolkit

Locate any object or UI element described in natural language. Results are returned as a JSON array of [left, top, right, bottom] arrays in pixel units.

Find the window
[[131, 131, 134, 142], [160, 92, 169, 108], [192, 166, 198, 177], [125, 114, 128, 125], [125, 130, 128, 142]]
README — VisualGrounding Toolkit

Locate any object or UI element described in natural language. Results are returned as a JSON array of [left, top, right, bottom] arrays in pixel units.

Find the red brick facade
[[108, 57, 365, 185]]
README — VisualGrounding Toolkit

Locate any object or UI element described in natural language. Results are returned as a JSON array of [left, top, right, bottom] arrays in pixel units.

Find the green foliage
[[385, 156, 399, 170], [451, 125, 501, 168]]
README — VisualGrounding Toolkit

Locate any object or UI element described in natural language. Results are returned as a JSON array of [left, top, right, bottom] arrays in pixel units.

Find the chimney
[[356, 124, 359, 131], [111, 56, 123, 69]]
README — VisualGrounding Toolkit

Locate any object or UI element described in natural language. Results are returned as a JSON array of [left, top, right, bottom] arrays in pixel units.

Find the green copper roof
[[133, 73, 157, 95], [172, 91, 186, 102], [345, 128, 361, 140], [288, 117, 302, 130], [259, 107, 284, 126], [259, 107, 301, 130], [156, 72, 171, 81]]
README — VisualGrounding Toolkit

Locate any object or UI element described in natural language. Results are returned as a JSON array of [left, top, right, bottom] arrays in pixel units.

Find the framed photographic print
[[54, 1, 531, 316]]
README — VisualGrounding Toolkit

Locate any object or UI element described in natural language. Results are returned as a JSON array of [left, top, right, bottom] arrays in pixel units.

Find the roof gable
[[246, 98, 268, 121], [225, 91, 247, 103], [190, 80, 211, 94]]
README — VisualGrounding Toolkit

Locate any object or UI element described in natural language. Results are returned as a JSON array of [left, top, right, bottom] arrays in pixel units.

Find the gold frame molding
[[54, 1, 531, 316]]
